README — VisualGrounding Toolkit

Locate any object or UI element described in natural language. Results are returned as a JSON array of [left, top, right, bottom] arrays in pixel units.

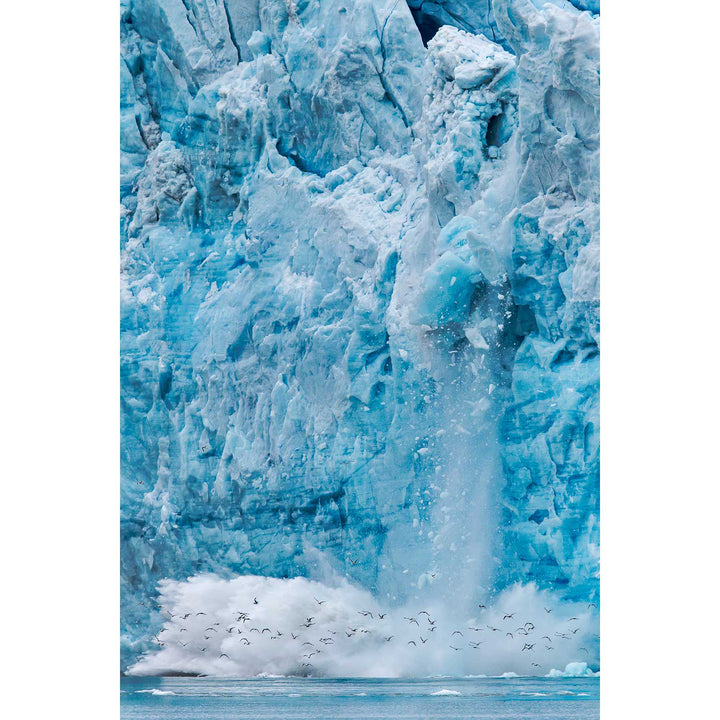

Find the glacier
[[120, 0, 599, 674]]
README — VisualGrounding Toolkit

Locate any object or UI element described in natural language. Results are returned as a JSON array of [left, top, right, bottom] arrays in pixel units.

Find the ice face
[[121, 0, 599, 671]]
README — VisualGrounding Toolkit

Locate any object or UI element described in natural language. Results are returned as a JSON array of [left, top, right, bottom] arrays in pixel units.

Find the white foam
[[137, 689, 176, 696], [431, 689, 462, 696]]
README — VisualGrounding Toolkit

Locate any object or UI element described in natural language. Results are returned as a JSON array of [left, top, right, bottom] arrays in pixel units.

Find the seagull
[[219, 653, 229, 659], [521, 643, 535, 651], [378, 614, 387, 620], [420, 637, 428, 644], [291, 633, 298, 640], [253, 598, 259, 605], [350, 559, 359, 566], [449, 645, 461, 651], [580, 648, 590, 654], [531, 663, 541, 668], [418, 611, 430, 616], [544, 607, 552, 614], [404, 617, 419, 625], [451, 631, 464, 637], [407, 640, 416, 646], [384, 636, 394, 642], [478, 604, 487, 610], [506, 632, 514, 639], [314, 598, 326, 605], [487, 626, 499, 632], [240, 638, 250, 645], [196, 612, 207, 616], [588, 603, 597, 610], [503, 613, 515, 620], [359, 611, 374, 618]]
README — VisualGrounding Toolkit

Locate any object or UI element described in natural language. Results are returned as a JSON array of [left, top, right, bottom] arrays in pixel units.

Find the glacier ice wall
[[121, 0, 599, 670]]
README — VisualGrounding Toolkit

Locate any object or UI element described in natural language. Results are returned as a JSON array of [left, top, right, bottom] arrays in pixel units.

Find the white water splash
[[128, 574, 598, 677]]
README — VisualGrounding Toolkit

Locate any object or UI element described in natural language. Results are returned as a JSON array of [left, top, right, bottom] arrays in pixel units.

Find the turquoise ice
[[121, 0, 599, 674]]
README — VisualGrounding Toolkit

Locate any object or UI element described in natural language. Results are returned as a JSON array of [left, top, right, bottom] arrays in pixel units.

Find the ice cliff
[[121, 0, 599, 672]]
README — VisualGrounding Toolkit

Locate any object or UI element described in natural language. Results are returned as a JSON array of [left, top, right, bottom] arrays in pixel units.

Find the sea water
[[121, 676, 599, 719]]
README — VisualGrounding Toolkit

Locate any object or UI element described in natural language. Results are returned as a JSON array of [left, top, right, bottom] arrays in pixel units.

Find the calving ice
[[120, 0, 600, 683]]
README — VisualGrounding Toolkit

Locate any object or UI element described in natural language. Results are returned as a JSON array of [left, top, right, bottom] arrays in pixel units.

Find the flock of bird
[[141, 594, 598, 674]]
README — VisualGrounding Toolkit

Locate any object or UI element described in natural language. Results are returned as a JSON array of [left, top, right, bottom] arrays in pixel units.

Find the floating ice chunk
[[546, 662, 597, 678]]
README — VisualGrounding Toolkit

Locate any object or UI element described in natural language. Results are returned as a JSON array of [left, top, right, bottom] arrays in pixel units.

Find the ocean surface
[[120, 676, 599, 719]]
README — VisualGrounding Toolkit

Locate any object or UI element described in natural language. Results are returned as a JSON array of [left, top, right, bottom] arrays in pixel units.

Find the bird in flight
[[314, 597, 326, 605], [253, 598, 259, 605], [503, 613, 515, 620], [544, 607, 552, 614]]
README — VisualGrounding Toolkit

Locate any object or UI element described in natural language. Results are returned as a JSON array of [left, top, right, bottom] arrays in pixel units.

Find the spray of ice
[[128, 574, 598, 678]]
